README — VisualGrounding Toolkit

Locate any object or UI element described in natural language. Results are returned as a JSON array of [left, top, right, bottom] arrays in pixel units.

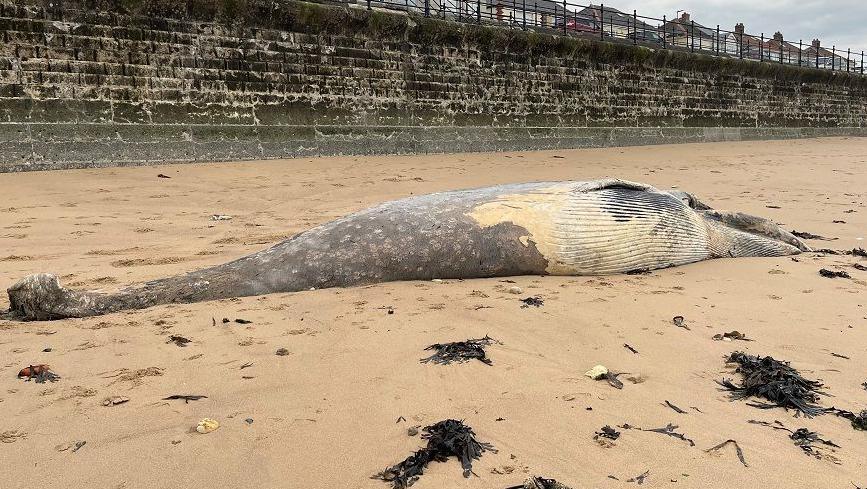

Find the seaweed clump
[[506, 476, 573, 489], [717, 352, 827, 416], [373, 419, 495, 488], [421, 336, 498, 365], [819, 268, 851, 279]]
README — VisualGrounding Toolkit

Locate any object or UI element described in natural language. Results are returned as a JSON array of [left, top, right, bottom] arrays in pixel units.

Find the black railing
[[358, 0, 865, 75]]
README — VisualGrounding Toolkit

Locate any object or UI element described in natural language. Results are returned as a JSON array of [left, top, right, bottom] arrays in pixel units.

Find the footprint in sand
[[57, 386, 98, 401], [110, 257, 187, 267], [0, 430, 26, 443], [0, 255, 33, 262], [85, 247, 140, 256], [103, 367, 164, 387], [68, 276, 119, 287]]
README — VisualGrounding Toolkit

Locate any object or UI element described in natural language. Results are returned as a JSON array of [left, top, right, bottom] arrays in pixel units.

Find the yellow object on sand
[[196, 418, 220, 434], [585, 365, 609, 380]]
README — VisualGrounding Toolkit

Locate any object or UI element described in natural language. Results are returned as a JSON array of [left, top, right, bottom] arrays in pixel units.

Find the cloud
[[603, 0, 866, 52]]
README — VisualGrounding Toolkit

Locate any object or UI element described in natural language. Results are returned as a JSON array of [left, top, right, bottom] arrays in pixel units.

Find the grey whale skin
[[6, 179, 809, 320]]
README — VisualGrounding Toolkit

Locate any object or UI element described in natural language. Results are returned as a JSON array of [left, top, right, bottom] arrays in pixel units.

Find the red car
[[563, 16, 599, 34]]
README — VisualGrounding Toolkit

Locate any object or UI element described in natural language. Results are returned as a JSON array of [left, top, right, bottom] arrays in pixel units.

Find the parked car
[[561, 16, 599, 34]]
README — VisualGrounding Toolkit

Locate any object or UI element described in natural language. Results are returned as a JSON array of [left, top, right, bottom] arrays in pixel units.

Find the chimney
[[734, 23, 744, 35], [812, 39, 820, 48], [680, 12, 690, 22], [773, 31, 783, 42]]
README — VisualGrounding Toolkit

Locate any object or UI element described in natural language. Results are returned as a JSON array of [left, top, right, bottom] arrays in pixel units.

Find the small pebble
[[407, 426, 419, 436], [508, 286, 523, 294], [102, 396, 130, 407], [245, 418, 254, 424], [276, 348, 290, 356]]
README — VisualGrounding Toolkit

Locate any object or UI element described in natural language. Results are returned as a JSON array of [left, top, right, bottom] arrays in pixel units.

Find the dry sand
[[0, 137, 865, 488]]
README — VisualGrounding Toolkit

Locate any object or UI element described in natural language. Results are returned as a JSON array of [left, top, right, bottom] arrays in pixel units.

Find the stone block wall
[[0, 0, 865, 171]]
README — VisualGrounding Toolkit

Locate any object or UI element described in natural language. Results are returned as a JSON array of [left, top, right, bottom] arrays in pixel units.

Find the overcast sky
[[606, 0, 866, 52]]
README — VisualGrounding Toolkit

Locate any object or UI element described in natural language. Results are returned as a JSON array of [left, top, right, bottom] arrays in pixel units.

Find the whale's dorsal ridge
[[571, 178, 659, 194]]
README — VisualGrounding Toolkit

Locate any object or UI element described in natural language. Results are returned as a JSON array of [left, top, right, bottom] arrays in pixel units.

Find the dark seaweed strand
[[747, 420, 840, 456], [643, 424, 695, 446], [373, 419, 496, 488], [827, 408, 867, 430], [420, 336, 498, 365], [717, 352, 828, 417], [705, 439, 748, 467]]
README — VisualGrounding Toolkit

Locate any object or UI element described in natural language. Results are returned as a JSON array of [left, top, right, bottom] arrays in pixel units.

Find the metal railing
[[355, 0, 865, 74]]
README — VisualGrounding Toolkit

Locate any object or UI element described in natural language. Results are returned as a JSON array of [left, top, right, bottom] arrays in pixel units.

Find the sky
[[604, 0, 866, 52]]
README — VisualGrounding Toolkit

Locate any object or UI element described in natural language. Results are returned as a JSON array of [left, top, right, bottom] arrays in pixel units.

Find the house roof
[[766, 38, 803, 55], [577, 4, 656, 31], [488, 0, 568, 14], [661, 16, 715, 37], [803, 45, 849, 59]]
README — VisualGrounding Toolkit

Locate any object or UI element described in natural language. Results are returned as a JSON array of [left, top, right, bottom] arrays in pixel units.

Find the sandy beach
[[1, 137, 865, 488]]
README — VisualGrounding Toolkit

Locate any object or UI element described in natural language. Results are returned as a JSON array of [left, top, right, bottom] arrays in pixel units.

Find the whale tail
[[7, 273, 82, 321]]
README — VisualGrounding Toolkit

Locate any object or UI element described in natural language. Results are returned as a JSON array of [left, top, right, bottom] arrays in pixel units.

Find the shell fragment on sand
[[196, 418, 220, 434], [585, 365, 609, 380]]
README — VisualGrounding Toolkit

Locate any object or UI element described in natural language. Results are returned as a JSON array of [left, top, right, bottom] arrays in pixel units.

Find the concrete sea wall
[[1, 0, 866, 171]]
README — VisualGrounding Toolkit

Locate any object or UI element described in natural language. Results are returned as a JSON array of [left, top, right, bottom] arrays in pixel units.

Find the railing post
[[477, 0, 481, 23], [662, 15, 668, 49], [847, 48, 851, 72], [816, 42, 819, 69], [862, 51, 864, 75], [522, 0, 526, 29], [366, 0, 370, 10], [633, 9, 637, 44], [739, 33, 743, 59], [690, 20, 695, 52], [779, 35, 783, 64], [759, 33, 763, 61], [832, 45, 835, 70], [599, 4, 604, 40], [716, 25, 720, 54], [424, 0, 429, 17], [798, 40, 802, 66], [562, 0, 567, 34]]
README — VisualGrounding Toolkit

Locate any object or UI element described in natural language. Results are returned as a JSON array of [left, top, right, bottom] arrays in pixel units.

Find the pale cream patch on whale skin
[[467, 182, 585, 275], [467, 179, 712, 275]]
